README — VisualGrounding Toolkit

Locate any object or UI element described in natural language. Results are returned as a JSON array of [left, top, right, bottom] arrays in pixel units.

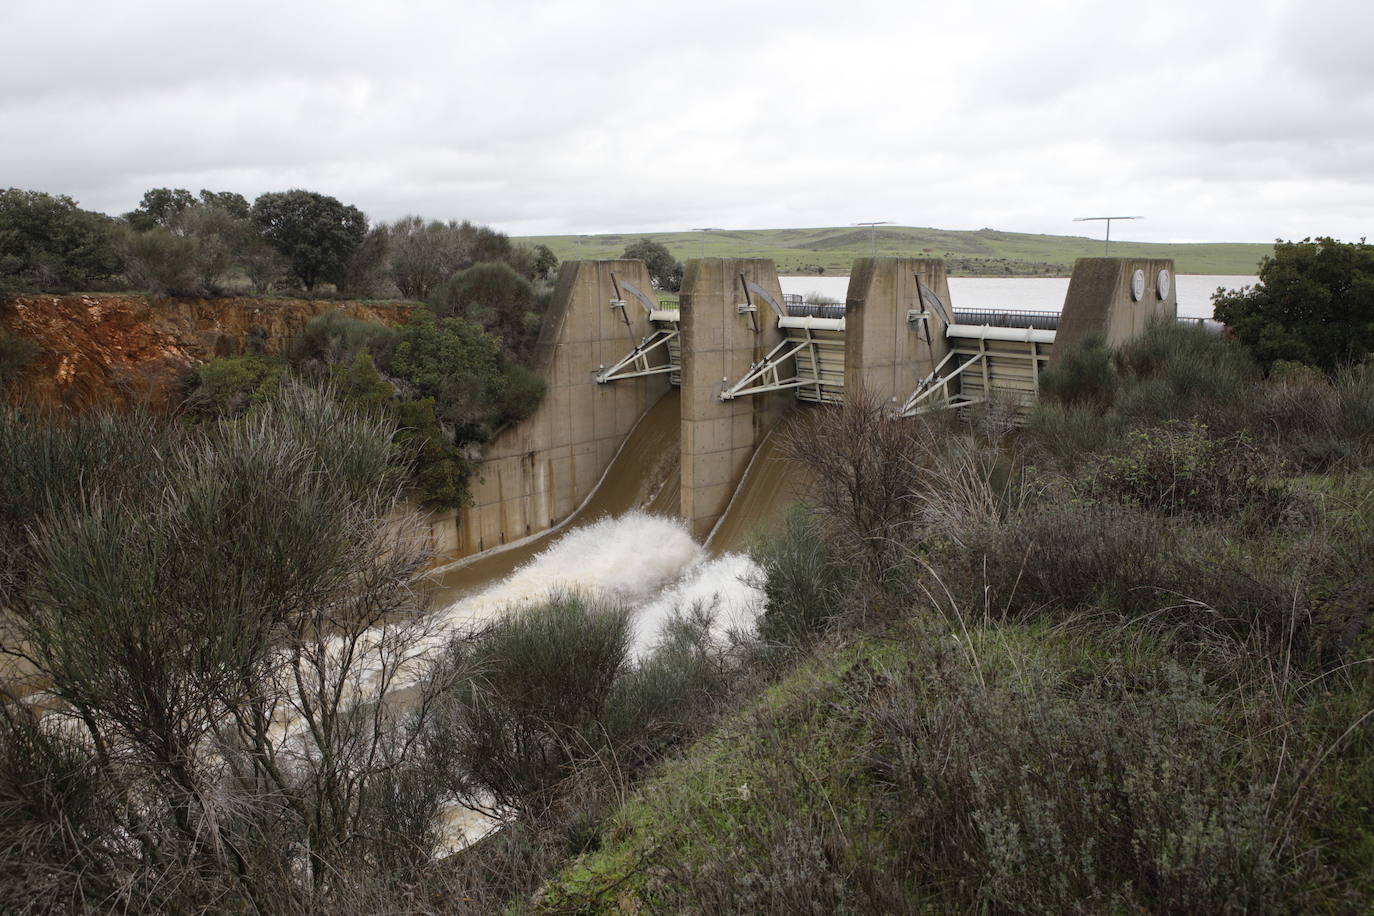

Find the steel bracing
[[900, 324, 1054, 417]]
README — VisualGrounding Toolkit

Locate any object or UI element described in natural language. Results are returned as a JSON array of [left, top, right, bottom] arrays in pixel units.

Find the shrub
[[431, 591, 633, 814], [1040, 331, 1115, 408], [781, 394, 929, 583], [748, 506, 851, 647], [1026, 402, 1122, 465], [864, 645, 1286, 913], [948, 502, 1175, 619], [0, 333, 39, 393], [184, 354, 285, 419], [433, 261, 540, 356], [291, 309, 399, 369], [1, 384, 444, 910], [603, 606, 732, 755], [497, 362, 547, 425], [1113, 318, 1258, 430], [391, 397, 476, 508], [112, 224, 203, 296], [1213, 236, 1374, 374], [1080, 420, 1288, 523]]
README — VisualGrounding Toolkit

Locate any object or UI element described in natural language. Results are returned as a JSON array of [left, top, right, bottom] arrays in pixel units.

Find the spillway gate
[[595, 273, 681, 386]]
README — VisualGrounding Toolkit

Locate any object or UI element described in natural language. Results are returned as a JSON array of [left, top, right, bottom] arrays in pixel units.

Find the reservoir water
[[779, 274, 1257, 320]]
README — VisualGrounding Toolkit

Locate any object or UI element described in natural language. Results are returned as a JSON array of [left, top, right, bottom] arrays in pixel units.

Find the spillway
[[427, 389, 682, 609], [705, 413, 814, 556]]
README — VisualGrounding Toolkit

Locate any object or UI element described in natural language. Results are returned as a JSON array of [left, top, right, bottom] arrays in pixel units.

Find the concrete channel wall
[[678, 258, 791, 540], [429, 259, 670, 558], [843, 257, 953, 404]]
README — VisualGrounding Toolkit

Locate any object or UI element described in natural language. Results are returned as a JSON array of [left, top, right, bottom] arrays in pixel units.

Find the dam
[[430, 254, 1178, 596]]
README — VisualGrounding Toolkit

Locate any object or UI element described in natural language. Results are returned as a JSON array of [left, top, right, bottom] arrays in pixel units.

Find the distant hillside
[[517, 226, 1272, 276]]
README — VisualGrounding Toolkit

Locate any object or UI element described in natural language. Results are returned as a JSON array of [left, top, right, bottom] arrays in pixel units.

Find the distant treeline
[[0, 186, 559, 300]]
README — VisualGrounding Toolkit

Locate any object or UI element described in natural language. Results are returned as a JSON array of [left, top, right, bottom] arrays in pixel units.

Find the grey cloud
[[1, 0, 1369, 244]]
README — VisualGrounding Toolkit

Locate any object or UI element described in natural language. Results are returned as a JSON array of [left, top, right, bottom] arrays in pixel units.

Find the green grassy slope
[[516, 226, 1272, 276]]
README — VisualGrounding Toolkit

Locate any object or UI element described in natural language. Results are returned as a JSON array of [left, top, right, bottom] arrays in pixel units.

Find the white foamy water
[[633, 552, 764, 655], [443, 511, 765, 656], [321, 511, 767, 709], [442, 512, 706, 627]]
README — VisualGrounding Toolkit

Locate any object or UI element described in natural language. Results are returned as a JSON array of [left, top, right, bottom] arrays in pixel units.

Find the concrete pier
[[678, 258, 790, 540], [1052, 258, 1178, 364], [844, 257, 953, 404]]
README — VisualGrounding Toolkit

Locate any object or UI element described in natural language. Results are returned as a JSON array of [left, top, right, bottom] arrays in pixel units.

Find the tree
[[197, 189, 249, 220], [385, 216, 467, 300], [622, 239, 682, 291], [433, 261, 537, 353], [0, 188, 119, 291], [1213, 237, 1374, 374], [122, 187, 196, 231], [529, 243, 559, 280], [250, 190, 368, 291], [338, 224, 391, 298], [111, 224, 201, 295]]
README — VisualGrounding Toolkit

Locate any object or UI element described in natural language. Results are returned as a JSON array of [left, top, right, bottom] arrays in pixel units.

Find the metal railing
[[786, 302, 846, 319], [952, 308, 1061, 331]]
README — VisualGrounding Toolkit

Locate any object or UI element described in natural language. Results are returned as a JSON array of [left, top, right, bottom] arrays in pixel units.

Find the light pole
[[1073, 216, 1143, 256], [691, 227, 722, 260], [853, 220, 893, 257]]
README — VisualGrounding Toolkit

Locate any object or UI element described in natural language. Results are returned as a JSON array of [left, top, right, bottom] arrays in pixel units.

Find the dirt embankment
[[1, 293, 414, 411]]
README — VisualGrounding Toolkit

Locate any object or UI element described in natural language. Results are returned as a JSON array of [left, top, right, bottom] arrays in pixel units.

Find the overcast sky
[[3, 0, 1370, 243]]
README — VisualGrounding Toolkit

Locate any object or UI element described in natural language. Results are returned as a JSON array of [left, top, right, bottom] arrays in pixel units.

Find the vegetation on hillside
[[522, 225, 1273, 276], [0, 184, 563, 507], [524, 323, 1374, 913], [182, 307, 545, 508], [3, 307, 1374, 912]]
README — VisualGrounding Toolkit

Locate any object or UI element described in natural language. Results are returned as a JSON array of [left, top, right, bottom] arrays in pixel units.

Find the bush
[[864, 643, 1286, 913], [1040, 331, 1115, 408], [433, 261, 540, 356], [391, 397, 476, 508], [184, 354, 285, 419], [748, 506, 851, 647], [432, 591, 633, 814], [1026, 403, 1122, 465], [1213, 236, 1374, 373], [603, 606, 732, 755], [1079, 420, 1288, 523], [0, 333, 39, 393], [948, 502, 1175, 619], [291, 309, 399, 370], [112, 224, 202, 296], [0, 385, 444, 910], [1113, 318, 1258, 429], [497, 362, 547, 425]]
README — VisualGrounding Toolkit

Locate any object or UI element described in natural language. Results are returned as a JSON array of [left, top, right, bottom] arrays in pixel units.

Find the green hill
[[516, 226, 1272, 276]]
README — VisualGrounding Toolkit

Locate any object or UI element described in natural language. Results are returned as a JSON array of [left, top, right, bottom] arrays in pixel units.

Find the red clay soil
[[1, 293, 413, 412]]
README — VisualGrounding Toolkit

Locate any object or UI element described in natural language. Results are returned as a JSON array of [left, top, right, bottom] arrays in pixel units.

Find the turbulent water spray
[[444, 511, 765, 653]]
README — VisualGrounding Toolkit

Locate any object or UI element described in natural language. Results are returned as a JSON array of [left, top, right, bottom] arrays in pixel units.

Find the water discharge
[[427, 389, 682, 609]]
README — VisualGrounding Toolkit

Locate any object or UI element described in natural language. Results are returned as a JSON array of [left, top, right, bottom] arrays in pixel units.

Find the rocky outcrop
[[1, 293, 413, 411]]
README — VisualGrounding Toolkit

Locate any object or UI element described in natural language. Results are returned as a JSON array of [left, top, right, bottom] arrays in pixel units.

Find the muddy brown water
[[705, 411, 814, 556]]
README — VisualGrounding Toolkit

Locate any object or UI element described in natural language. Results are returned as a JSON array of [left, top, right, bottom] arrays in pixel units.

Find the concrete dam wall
[[439, 254, 1177, 564]]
